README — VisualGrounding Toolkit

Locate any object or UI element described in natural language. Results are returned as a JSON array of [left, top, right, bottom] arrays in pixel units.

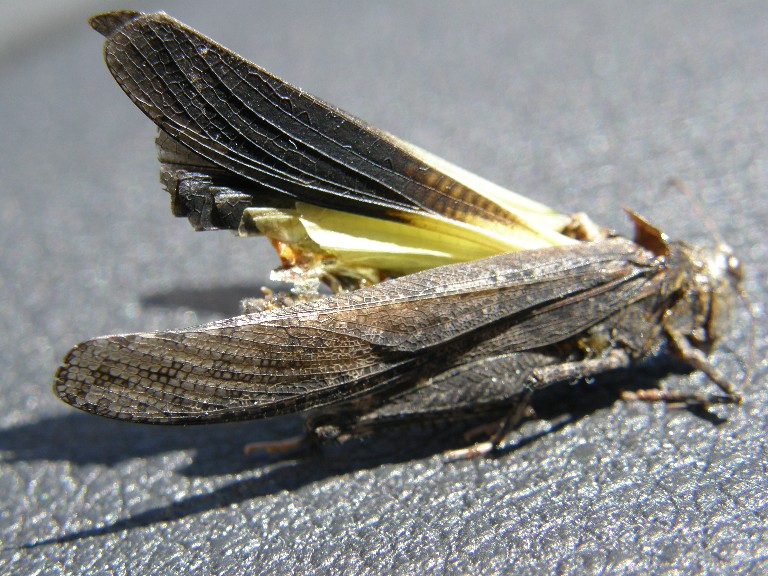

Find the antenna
[[665, 177, 756, 396], [736, 283, 757, 392], [664, 176, 726, 245]]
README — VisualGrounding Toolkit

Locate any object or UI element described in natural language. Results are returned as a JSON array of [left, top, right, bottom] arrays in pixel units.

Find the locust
[[54, 11, 745, 458]]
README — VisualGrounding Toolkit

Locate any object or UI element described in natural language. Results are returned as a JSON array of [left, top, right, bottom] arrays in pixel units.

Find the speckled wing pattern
[[54, 240, 658, 424]]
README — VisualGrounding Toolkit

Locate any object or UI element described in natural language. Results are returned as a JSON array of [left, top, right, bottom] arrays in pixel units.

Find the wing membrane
[[90, 11, 570, 242]]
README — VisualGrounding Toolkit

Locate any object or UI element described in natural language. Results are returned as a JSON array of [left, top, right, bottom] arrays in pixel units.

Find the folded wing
[[54, 239, 659, 423]]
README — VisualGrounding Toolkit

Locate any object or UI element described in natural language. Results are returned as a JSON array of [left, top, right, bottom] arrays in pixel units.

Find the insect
[[54, 10, 744, 458]]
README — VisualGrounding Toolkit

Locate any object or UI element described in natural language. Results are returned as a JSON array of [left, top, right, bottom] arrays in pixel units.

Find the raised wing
[[54, 239, 659, 424], [89, 10, 576, 284]]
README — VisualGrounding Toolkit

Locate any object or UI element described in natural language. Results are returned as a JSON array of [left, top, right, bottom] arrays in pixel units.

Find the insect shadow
[[9, 355, 711, 473], [13, 359, 723, 549], [140, 280, 301, 318], [21, 280, 728, 548]]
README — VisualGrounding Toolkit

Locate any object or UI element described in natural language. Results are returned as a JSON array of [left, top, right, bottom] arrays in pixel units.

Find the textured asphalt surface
[[1, 2, 766, 574]]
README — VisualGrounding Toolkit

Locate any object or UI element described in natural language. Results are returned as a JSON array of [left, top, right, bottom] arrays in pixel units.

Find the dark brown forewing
[[89, 11, 524, 228], [54, 239, 659, 424]]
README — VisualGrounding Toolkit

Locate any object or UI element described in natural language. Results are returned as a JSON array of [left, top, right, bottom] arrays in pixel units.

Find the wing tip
[[88, 10, 143, 37], [51, 339, 238, 425], [53, 343, 127, 421]]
